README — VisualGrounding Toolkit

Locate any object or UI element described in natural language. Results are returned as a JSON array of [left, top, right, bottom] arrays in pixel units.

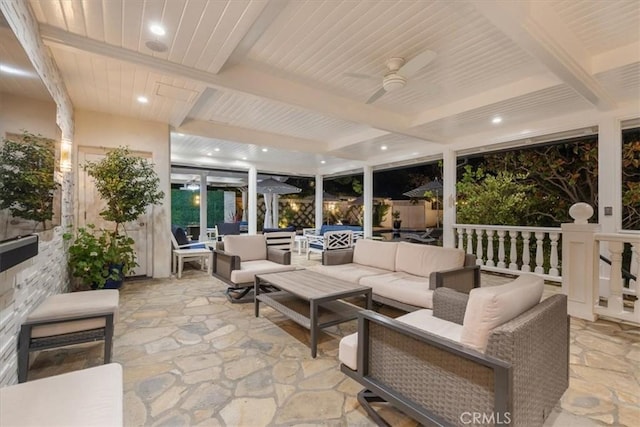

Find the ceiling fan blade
[[343, 72, 378, 80], [398, 50, 436, 77], [365, 87, 387, 104]]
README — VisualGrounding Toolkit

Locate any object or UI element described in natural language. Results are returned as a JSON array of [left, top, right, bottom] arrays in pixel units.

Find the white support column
[[442, 149, 457, 247], [363, 165, 373, 238], [561, 203, 599, 321], [272, 194, 279, 228], [315, 174, 323, 229], [248, 167, 257, 235], [199, 172, 207, 242], [241, 190, 247, 222], [598, 117, 622, 233]]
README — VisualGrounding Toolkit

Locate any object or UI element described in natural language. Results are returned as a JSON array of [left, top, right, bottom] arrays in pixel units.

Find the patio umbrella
[[323, 191, 340, 202], [403, 180, 443, 227], [257, 178, 301, 228]]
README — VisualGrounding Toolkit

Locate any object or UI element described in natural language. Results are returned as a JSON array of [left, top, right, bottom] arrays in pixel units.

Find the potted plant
[[392, 210, 402, 230], [64, 146, 164, 289]]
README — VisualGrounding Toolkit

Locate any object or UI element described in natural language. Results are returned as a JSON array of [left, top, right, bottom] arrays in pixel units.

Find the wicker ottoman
[[1, 363, 123, 426], [18, 290, 119, 383]]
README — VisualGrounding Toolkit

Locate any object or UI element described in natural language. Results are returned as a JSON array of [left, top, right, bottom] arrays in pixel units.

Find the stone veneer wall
[[0, 0, 75, 386]]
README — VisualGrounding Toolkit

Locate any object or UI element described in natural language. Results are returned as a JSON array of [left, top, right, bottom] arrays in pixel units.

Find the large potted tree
[[65, 146, 164, 289]]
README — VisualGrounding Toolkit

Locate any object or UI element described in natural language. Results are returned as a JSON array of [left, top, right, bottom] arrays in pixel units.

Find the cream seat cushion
[[27, 290, 119, 338], [307, 263, 388, 284], [352, 239, 398, 271], [360, 272, 434, 308], [461, 274, 544, 352], [229, 260, 296, 284], [0, 363, 123, 427], [224, 234, 267, 261], [339, 309, 463, 371], [395, 242, 465, 278]]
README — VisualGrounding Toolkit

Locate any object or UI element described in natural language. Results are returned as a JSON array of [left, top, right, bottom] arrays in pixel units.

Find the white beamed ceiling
[[3, 0, 638, 181]]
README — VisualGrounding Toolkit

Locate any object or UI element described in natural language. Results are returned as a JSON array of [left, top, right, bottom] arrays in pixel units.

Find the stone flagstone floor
[[27, 254, 639, 426]]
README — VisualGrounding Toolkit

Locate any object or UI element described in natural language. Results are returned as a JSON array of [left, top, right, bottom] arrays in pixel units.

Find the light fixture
[[60, 138, 72, 172], [149, 24, 166, 36], [0, 64, 35, 78], [492, 116, 502, 124], [207, 152, 212, 156], [320, 160, 326, 164], [137, 96, 149, 104], [193, 194, 200, 206], [381, 145, 388, 150], [242, 156, 247, 160], [214, 148, 220, 152], [261, 148, 268, 152]]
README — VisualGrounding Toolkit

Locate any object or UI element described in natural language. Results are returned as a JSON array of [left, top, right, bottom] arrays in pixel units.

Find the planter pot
[[92, 263, 124, 289], [392, 220, 402, 230]]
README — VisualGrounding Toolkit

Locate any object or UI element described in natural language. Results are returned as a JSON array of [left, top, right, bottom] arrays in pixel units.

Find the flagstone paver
[[25, 255, 638, 427]]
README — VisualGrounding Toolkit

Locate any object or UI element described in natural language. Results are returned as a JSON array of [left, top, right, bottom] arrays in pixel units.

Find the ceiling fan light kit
[[382, 73, 407, 92]]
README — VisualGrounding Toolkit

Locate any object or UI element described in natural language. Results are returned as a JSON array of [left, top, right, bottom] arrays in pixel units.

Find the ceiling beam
[[176, 119, 359, 161], [39, 24, 441, 142], [469, 0, 616, 111]]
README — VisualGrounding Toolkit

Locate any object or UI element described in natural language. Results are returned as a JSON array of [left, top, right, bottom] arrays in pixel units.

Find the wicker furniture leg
[[357, 390, 392, 427]]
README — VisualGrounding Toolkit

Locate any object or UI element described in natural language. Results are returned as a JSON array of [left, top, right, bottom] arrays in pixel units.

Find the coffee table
[[254, 269, 372, 357]]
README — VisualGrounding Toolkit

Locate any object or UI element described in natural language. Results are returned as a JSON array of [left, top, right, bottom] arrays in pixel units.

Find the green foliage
[[64, 225, 136, 289], [0, 131, 59, 230], [66, 146, 164, 287], [392, 210, 400, 220], [279, 204, 296, 227], [622, 130, 640, 230], [456, 166, 534, 225], [372, 203, 390, 226], [84, 146, 164, 230], [171, 189, 225, 228]]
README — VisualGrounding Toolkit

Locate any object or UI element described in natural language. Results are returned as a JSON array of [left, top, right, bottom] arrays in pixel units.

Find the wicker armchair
[[212, 234, 296, 303], [340, 276, 569, 426]]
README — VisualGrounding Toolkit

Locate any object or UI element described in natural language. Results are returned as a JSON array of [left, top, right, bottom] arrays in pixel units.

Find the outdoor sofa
[[308, 238, 479, 311], [339, 274, 569, 426]]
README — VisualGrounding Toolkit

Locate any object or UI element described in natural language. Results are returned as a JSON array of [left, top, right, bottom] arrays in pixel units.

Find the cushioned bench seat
[[0, 363, 123, 426]]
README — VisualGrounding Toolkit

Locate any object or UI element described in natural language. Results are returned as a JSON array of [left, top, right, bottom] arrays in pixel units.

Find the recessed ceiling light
[[137, 96, 149, 104], [381, 145, 388, 150], [261, 148, 268, 152], [492, 116, 502, 124], [149, 24, 166, 36], [320, 160, 326, 164], [207, 152, 212, 156], [214, 148, 220, 152], [242, 157, 247, 160], [176, 133, 184, 136]]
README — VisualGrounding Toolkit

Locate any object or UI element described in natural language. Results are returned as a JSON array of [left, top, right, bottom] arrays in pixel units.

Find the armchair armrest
[[267, 247, 291, 265], [342, 310, 511, 427], [212, 249, 240, 279], [429, 264, 480, 293], [432, 288, 469, 325], [322, 248, 354, 265]]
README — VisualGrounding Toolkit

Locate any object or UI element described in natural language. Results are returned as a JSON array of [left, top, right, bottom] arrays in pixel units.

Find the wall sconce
[[60, 138, 72, 172], [193, 195, 200, 206]]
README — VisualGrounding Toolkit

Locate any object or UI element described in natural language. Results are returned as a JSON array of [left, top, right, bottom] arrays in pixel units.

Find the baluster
[[486, 230, 495, 267], [520, 231, 531, 272], [607, 241, 625, 313], [497, 230, 506, 268], [457, 228, 464, 250], [466, 228, 474, 255], [534, 232, 545, 274], [476, 228, 484, 266], [549, 232, 560, 276], [508, 230, 518, 270]]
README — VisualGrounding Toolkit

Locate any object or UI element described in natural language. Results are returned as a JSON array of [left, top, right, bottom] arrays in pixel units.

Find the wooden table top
[[256, 269, 371, 301]]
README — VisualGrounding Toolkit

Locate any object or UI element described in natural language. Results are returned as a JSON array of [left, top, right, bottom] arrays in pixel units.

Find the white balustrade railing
[[453, 224, 562, 282], [593, 233, 640, 324]]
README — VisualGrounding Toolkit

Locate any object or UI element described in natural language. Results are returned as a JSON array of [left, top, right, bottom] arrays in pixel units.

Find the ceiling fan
[[346, 50, 437, 104]]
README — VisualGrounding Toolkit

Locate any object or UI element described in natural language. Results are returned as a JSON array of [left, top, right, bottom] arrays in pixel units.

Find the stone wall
[[0, 0, 74, 386]]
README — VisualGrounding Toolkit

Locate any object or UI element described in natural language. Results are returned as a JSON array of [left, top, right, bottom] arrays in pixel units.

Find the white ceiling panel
[[12, 0, 640, 178]]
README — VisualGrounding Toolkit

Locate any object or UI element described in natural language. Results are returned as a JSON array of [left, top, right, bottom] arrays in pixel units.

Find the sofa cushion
[[308, 263, 387, 284], [339, 310, 463, 371], [224, 235, 267, 261], [229, 260, 296, 284], [461, 274, 544, 352], [395, 242, 465, 278], [361, 272, 434, 309], [319, 224, 362, 235], [352, 239, 398, 271]]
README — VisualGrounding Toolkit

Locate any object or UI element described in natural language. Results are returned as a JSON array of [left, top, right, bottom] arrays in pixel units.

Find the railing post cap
[[569, 203, 594, 224]]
